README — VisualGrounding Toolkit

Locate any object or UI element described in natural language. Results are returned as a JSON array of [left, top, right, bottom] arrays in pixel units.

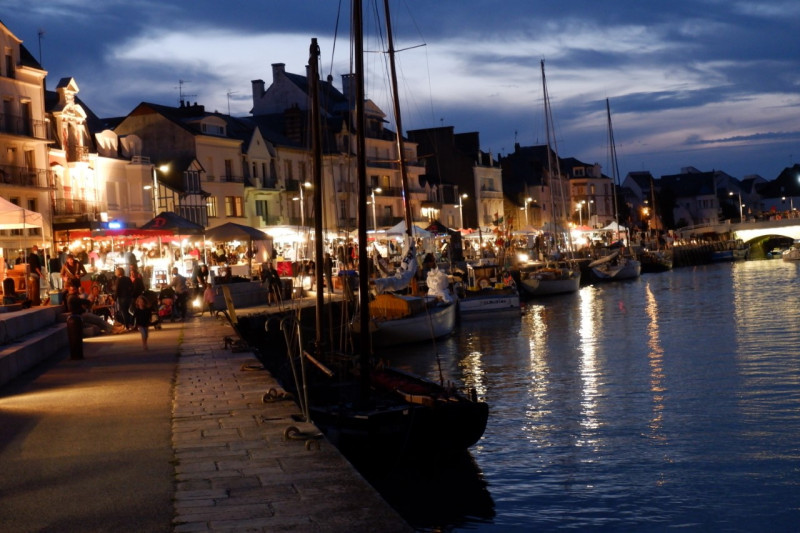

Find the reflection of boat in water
[[711, 239, 749, 262], [454, 260, 520, 318]]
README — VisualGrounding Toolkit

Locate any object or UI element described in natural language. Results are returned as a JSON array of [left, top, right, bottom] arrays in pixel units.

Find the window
[[201, 123, 225, 135], [224, 196, 243, 217], [27, 198, 40, 235], [206, 196, 218, 218], [573, 167, 585, 177], [340, 199, 347, 219], [224, 159, 233, 181], [4, 49, 13, 79], [10, 197, 21, 235], [185, 170, 200, 192], [284, 160, 293, 181], [255, 199, 268, 223]]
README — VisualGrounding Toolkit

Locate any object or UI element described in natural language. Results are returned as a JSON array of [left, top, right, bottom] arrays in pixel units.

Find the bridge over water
[[679, 218, 800, 241], [677, 218, 800, 258]]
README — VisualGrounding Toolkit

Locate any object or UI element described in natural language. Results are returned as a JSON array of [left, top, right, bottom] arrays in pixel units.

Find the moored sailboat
[[303, 2, 487, 456], [517, 60, 581, 297], [590, 99, 641, 282]]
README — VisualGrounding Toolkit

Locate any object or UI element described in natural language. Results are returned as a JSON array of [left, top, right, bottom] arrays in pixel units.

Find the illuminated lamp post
[[370, 187, 382, 234], [524, 197, 532, 227], [457, 193, 468, 229], [144, 164, 170, 218], [730, 191, 743, 222]]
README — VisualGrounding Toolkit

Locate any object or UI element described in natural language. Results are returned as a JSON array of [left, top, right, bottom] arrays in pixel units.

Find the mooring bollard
[[66, 313, 84, 360]]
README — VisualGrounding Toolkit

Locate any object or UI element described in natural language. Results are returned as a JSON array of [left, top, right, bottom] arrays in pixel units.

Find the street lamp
[[370, 187, 382, 234], [782, 196, 794, 212], [145, 164, 170, 218], [587, 199, 594, 227], [576, 201, 585, 226], [729, 191, 743, 222], [293, 181, 312, 257], [524, 197, 532, 227], [457, 193, 468, 229]]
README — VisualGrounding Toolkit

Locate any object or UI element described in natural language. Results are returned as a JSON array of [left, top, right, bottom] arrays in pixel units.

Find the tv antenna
[[37, 29, 45, 65], [176, 80, 197, 105], [226, 90, 239, 115]]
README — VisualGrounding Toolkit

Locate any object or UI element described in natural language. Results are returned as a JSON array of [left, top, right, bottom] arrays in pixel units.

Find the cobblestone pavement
[[173, 316, 412, 532]]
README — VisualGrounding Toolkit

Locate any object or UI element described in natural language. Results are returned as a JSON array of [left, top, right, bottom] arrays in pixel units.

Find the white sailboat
[[589, 99, 641, 281], [353, 1, 456, 346], [518, 60, 581, 297], [302, 3, 488, 456]]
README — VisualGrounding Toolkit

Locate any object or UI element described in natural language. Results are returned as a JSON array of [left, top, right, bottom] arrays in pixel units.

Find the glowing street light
[[576, 200, 586, 226], [370, 187, 383, 234], [145, 164, 170, 218], [523, 197, 532, 227], [729, 191, 743, 222], [782, 196, 794, 211], [457, 193, 468, 229]]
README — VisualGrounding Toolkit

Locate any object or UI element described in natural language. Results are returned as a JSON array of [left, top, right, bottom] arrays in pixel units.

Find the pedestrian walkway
[[173, 316, 410, 532], [0, 311, 410, 532]]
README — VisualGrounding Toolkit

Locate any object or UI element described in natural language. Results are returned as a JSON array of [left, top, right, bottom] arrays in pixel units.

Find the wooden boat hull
[[309, 367, 489, 455], [591, 258, 641, 281], [458, 291, 520, 318], [363, 302, 457, 347], [519, 269, 581, 296]]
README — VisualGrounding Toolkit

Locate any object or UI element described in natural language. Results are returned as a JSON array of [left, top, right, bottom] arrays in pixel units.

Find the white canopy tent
[[385, 220, 433, 238], [0, 196, 46, 287]]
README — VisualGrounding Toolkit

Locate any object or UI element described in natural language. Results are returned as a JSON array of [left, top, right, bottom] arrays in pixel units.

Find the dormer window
[[201, 123, 226, 136]]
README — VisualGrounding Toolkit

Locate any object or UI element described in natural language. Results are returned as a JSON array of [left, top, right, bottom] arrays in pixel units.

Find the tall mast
[[353, 0, 372, 398], [606, 98, 622, 242], [309, 38, 325, 346], [383, 0, 414, 242], [541, 59, 572, 255]]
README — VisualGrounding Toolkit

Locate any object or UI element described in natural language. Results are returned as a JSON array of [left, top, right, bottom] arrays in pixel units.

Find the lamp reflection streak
[[578, 288, 600, 448], [644, 283, 666, 442]]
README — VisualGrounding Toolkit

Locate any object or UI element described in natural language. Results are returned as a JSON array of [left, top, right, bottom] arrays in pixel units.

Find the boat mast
[[309, 38, 325, 346], [382, 0, 414, 243], [353, 0, 372, 399], [606, 98, 622, 243], [541, 59, 573, 257]]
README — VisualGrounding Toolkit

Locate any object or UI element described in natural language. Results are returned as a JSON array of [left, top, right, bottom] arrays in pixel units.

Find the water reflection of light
[[460, 348, 487, 400], [644, 282, 666, 441], [578, 288, 600, 441], [523, 304, 550, 439]]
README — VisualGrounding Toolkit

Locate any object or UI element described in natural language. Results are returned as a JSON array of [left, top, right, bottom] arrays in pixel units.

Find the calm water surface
[[378, 259, 800, 532]]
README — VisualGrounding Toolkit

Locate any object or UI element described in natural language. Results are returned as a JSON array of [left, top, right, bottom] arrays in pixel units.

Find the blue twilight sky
[[3, 0, 800, 181]]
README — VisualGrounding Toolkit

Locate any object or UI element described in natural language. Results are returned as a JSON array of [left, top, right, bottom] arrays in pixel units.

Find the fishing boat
[[517, 60, 581, 296], [781, 240, 800, 261], [454, 259, 520, 318], [301, 3, 487, 456], [639, 249, 673, 273], [590, 99, 641, 282], [519, 260, 581, 296], [711, 239, 749, 262]]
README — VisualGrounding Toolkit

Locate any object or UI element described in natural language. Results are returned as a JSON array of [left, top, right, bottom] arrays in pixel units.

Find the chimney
[[251, 79, 265, 108], [341, 73, 355, 100], [271, 63, 285, 83], [305, 64, 318, 81]]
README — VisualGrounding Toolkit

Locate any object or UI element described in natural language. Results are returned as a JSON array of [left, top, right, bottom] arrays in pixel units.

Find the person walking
[[132, 295, 154, 350], [262, 261, 280, 305], [169, 267, 188, 321], [113, 266, 134, 329]]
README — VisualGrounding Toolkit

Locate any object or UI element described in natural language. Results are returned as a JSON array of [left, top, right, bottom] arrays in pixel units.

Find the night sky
[[5, 0, 800, 180]]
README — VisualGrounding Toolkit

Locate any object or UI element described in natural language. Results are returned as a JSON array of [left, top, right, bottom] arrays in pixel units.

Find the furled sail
[[373, 241, 418, 294]]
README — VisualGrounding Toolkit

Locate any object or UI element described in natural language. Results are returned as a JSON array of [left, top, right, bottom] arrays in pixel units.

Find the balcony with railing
[[53, 198, 102, 218], [0, 164, 51, 188], [0, 114, 50, 140], [221, 174, 244, 183]]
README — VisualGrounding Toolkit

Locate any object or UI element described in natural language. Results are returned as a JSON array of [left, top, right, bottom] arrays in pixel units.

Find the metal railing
[[0, 165, 51, 188], [0, 114, 50, 140], [52, 198, 102, 217]]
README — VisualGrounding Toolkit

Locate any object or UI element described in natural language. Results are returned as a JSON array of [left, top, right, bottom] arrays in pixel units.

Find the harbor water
[[374, 259, 800, 532]]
